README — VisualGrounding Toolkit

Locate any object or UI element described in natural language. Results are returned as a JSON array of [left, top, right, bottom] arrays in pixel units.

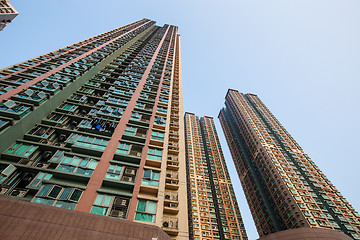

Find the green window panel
[[135, 200, 156, 223], [147, 148, 162, 161]]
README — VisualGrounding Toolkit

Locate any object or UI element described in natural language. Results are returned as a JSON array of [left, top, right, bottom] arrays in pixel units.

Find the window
[[154, 116, 166, 126], [99, 106, 123, 117], [0, 164, 16, 183], [157, 107, 167, 113], [66, 133, 109, 151], [307, 218, 316, 225], [107, 97, 128, 106], [91, 194, 130, 219], [91, 194, 113, 216], [161, 89, 169, 95], [116, 143, 130, 155], [5, 143, 37, 157], [28, 172, 53, 188], [33, 184, 83, 210], [61, 104, 78, 112], [136, 102, 145, 109], [147, 148, 162, 161], [106, 164, 123, 180], [159, 96, 168, 103], [130, 112, 141, 120], [55, 155, 97, 175], [135, 200, 156, 222], [124, 126, 136, 136], [151, 131, 164, 141], [142, 169, 159, 186], [28, 126, 53, 138]]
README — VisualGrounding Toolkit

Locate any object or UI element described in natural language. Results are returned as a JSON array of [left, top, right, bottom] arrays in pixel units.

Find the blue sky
[[1, 1, 360, 239]]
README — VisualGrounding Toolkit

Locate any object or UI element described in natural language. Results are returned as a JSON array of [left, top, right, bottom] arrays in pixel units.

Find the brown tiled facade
[[0, 0, 18, 31], [219, 89, 360, 239], [0, 19, 187, 240], [258, 227, 352, 240], [184, 113, 247, 240], [0, 196, 172, 240]]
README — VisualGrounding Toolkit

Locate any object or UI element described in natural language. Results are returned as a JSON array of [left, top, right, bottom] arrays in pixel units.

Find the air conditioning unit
[[122, 176, 133, 182], [35, 163, 50, 169], [170, 180, 178, 185], [10, 189, 28, 197], [18, 158, 32, 165], [0, 188, 8, 194], [169, 203, 177, 208], [42, 151, 52, 161], [125, 168, 135, 175], [110, 210, 125, 218], [113, 197, 128, 207]]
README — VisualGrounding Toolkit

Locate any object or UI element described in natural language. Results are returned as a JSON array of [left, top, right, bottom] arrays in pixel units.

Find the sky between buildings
[[1, 1, 360, 239]]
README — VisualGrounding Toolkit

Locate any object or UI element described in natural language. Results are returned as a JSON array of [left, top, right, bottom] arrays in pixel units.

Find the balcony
[[162, 217, 179, 236], [165, 171, 179, 190], [167, 158, 179, 171], [12, 89, 48, 106], [168, 142, 179, 154], [0, 100, 31, 120], [163, 190, 179, 214]]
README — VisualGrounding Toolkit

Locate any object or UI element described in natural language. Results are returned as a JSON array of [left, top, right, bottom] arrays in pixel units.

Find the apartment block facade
[[0, 0, 18, 31], [184, 113, 247, 240], [219, 89, 360, 239], [0, 19, 188, 239]]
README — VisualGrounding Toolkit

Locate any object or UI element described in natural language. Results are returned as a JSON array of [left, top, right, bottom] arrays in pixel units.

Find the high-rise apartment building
[[0, 19, 188, 239], [0, 0, 18, 31], [184, 113, 248, 240], [219, 89, 360, 239]]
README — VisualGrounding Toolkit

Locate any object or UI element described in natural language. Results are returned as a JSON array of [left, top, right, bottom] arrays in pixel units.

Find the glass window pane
[[54, 201, 76, 210], [88, 160, 97, 169], [71, 157, 81, 166], [44, 173, 53, 181], [135, 213, 154, 223], [106, 173, 118, 180], [94, 194, 104, 205], [70, 189, 82, 202], [75, 168, 87, 175], [79, 159, 88, 167], [114, 166, 122, 174], [57, 165, 75, 173], [5, 143, 19, 153], [48, 186, 62, 198], [76, 142, 91, 148], [37, 172, 45, 179], [37, 185, 52, 196], [63, 156, 72, 164], [103, 195, 112, 207], [147, 201, 156, 214], [91, 206, 108, 216], [108, 165, 115, 172], [143, 170, 151, 178], [153, 172, 159, 181], [92, 145, 105, 150], [14, 145, 30, 155], [137, 200, 146, 212], [33, 197, 55, 206], [59, 188, 72, 200]]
